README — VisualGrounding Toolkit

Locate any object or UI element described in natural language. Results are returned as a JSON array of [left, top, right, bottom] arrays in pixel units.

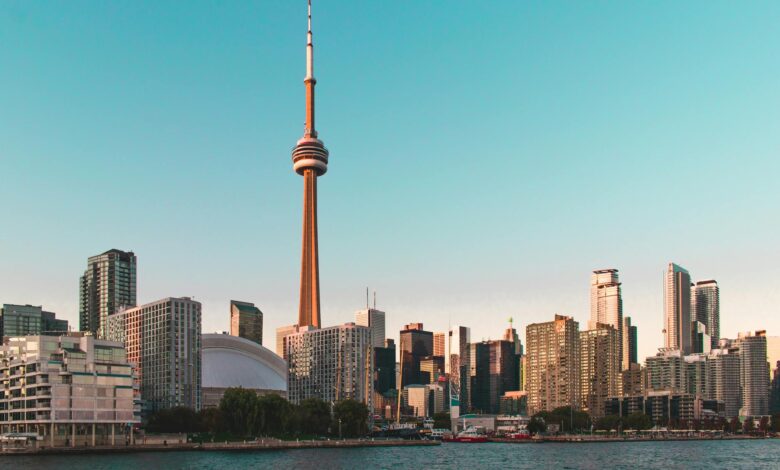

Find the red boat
[[443, 427, 489, 443], [507, 430, 531, 440]]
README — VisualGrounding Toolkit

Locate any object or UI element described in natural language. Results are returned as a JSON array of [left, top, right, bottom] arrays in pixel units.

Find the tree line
[[145, 388, 370, 439]]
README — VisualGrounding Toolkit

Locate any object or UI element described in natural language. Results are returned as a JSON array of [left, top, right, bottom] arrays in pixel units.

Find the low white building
[[0, 334, 139, 447]]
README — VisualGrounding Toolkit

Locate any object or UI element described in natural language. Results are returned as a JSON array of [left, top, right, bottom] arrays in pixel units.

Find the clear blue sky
[[1, 1, 778, 360]]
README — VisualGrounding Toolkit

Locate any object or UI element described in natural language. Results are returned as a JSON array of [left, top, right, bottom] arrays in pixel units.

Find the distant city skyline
[[2, 1, 779, 362]]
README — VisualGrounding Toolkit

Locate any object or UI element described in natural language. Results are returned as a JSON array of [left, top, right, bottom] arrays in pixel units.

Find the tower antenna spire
[[305, 0, 316, 137]]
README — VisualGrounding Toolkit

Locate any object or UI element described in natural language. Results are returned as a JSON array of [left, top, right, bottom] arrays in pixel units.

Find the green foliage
[[533, 407, 591, 433], [432, 412, 450, 430], [333, 399, 369, 438], [771, 414, 780, 433], [296, 398, 332, 436], [729, 417, 741, 433], [146, 406, 202, 433], [527, 416, 546, 435], [758, 416, 770, 433], [743, 418, 755, 433], [219, 387, 259, 437], [623, 412, 652, 430], [595, 414, 621, 431]]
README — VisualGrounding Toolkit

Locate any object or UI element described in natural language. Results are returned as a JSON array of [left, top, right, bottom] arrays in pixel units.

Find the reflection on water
[[3, 440, 780, 470]]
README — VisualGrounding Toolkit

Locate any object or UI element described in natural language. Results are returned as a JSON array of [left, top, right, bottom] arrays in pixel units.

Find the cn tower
[[292, 0, 328, 329]]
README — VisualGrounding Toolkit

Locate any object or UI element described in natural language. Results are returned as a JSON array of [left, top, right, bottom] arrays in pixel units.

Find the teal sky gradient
[[1, 1, 779, 360]]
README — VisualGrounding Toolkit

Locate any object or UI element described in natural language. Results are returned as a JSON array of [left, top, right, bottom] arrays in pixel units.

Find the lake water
[[3, 440, 779, 469]]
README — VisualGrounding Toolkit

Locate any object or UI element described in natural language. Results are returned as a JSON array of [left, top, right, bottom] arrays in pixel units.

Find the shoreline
[[0, 438, 439, 457], [489, 435, 771, 444]]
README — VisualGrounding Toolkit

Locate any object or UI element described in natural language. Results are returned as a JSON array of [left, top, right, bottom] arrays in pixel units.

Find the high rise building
[[735, 331, 769, 416], [420, 356, 445, 384], [622, 316, 638, 369], [355, 308, 386, 349], [433, 332, 446, 358], [706, 345, 741, 417], [684, 353, 708, 397], [293, 1, 330, 329], [646, 349, 685, 393], [399, 323, 433, 388], [503, 318, 523, 356], [621, 363, 644, 396], [692, 280, 719, 349], [580, 324, 620, 418], [766, 336, 780, 381], [374, 340, 396, 394], [771, 360, 780, 414], [79, 249, 137, 339], [488, 340, 518, 414], [285, 323, 373, 409], [526, 315, 580, 414], [106, 297, 202, 412], [590, 270, 623, 368], [664, 263, 692, 354], [691, 320, 711, 355], [469, 341, 491, 413], [0, 304, 68, 337], [0, 334, 139, 445], [444, 325, 470, 418], [230, 300, 263, 345]]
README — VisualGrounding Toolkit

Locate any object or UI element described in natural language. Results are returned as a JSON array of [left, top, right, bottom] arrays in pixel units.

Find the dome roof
[[202, 333, 287, 392]]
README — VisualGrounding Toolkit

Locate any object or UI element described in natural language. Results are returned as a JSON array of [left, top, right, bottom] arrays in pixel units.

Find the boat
[[443, 426, 488, 443], [506, 429, 531, 440]]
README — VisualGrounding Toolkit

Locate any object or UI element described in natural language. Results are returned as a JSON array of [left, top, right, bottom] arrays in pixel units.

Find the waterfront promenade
[[0, 437, 439, 456]]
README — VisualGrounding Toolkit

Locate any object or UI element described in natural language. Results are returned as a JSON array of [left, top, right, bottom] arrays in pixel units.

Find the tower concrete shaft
[[293, 0, 328, 328]]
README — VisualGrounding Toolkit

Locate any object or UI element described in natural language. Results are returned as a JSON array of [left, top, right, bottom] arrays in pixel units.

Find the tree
[[433, 412, 450, 430], [145, 406, 201, 433], [623, 412, 652, 430], [758, 416, 770, 434], [729, 417, 741, 434], [743, 418, 755, 434], [527, 417, 546, 435], [219, 387, 260, 437], [333, 399, 369, 438], [595, 415, 621, 432], [198, 407, 224, 434], [550, 406, 591, 433], [771, 414, 780, 433], [296, 398, 331, 436], [255, 393, 293, 436]]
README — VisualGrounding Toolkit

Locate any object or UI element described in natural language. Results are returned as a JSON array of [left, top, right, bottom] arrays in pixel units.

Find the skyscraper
[[293, 0, 329, 329], [107, 297, 202, 412], [230, 300, 263, 345], [0, 304, 68, 337], [79, 249, 137, 338], [526, 315, 580, 414], [399, 323, 433, 387], [286, 323, 373, 408], [664, 263, 692, 354], [692, 280, 719, 350], [735, 331, 769, 417], [355, 308, 386, 348], [444, 325, 470, 418], [706, 346, 741, 418], [622, 316, 638, 368], [580, 324, 620, 418], [590, 269, 623, 369], [645, 349, 685, 392], [433, 332, 446, 358]]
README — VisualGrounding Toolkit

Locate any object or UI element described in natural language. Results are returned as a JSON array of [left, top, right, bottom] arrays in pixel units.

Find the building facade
[[230, 300, 263, 345], [736, 331, 769, 416], [106, 297, 202, 412], [580, 325, 620, 418], [355, 308, 386, 349], [622, 316, 638, 369], [646, 349, 685, 393], [0, 335, 139, 446], [590, 269, 623, 368], [285, 323, 373, 410], [664, 263, 692, 354], [706, 345, 741, 417], [526, 315, 580, 414], [444, 325, 470, 418], [399, 323, 433, 388], [79, 249, 137, 339], [0, 304, 68, 337], [692, 280, 719, 350]]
